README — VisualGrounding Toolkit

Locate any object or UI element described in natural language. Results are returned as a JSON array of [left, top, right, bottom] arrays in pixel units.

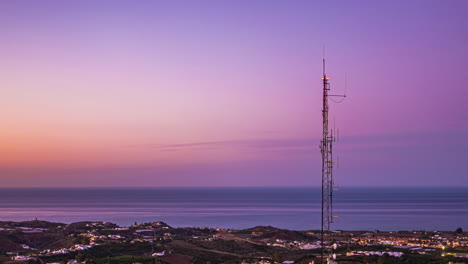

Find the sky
[[0, 0, 467, 187]]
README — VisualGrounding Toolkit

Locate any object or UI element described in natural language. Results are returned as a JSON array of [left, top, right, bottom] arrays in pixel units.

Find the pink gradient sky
[[0, 0, 467, 187]]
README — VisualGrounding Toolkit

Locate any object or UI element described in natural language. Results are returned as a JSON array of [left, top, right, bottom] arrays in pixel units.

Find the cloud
[[138, 138, 317, 152], [133, 130, 467, 153]]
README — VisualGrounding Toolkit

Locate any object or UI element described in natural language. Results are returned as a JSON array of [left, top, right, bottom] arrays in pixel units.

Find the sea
[[0, 187, 467, 231]]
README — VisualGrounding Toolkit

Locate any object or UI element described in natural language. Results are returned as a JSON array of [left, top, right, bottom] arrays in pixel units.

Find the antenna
[[319, 56, 346, 264], [323, 58, 326, 77], [322, 43, 326, 76]]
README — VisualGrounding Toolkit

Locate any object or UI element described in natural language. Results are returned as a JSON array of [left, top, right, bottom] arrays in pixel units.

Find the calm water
[[0, 187, 467, 231]]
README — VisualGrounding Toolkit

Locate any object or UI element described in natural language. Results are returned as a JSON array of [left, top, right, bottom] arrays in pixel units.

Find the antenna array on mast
[[319, 58, 345, 264]]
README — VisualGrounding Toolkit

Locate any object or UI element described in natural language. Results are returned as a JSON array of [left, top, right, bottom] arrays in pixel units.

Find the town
[[0, 220, 467, 264]]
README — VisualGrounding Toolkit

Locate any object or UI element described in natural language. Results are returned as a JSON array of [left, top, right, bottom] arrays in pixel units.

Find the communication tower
[[320, 58, 345, 264]]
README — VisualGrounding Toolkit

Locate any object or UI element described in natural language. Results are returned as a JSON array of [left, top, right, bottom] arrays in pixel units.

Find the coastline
[[1, 187, 467, 231]]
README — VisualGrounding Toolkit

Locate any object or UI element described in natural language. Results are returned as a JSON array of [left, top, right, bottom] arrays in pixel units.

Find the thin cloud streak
[[136, 138, 316, 152], [131, 130, 467, 153]]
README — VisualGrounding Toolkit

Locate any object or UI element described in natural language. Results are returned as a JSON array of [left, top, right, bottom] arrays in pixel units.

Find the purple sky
[[0, 0, 467, 187]]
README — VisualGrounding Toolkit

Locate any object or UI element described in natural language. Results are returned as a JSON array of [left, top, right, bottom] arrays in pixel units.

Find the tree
[[81, 236, 90, 244], [76, 253, 84, 262], [272, 252, 283, 263], [455, 227, 463, 234]]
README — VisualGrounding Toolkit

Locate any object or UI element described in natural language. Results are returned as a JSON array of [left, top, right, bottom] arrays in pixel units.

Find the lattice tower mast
[[320, 58, 338, 264]]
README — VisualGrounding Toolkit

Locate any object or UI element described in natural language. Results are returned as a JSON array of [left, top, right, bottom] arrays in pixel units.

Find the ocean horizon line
[[0, 186, 467, 189]]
